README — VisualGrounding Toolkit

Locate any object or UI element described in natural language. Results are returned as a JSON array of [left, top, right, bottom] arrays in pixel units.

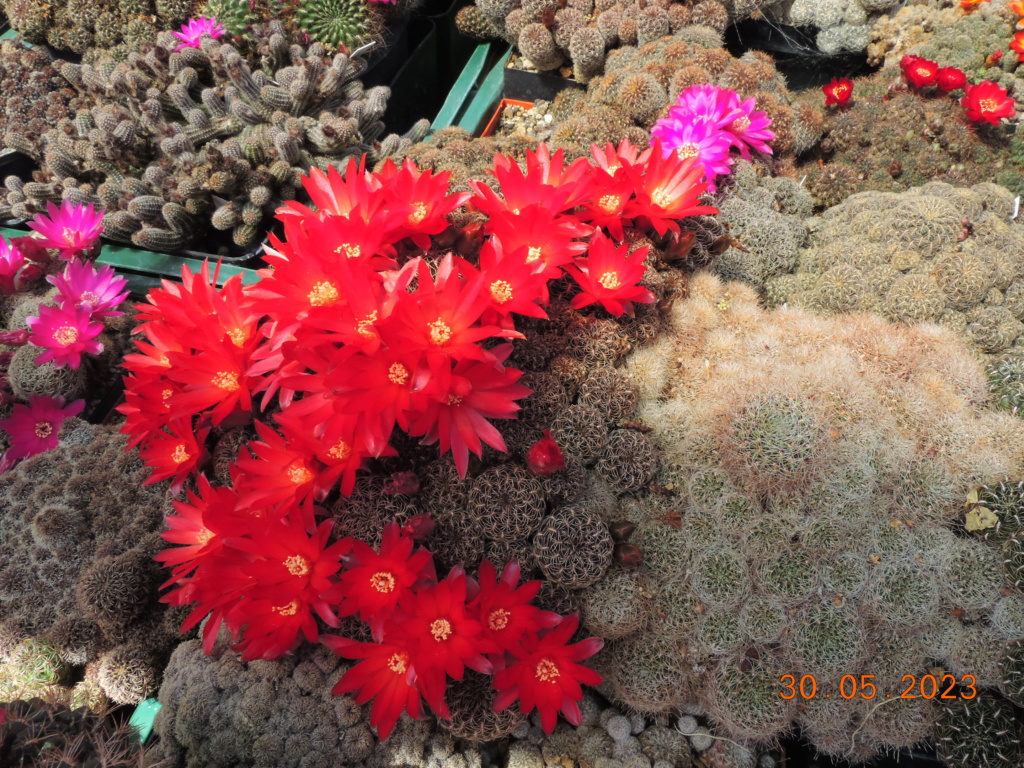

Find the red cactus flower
[[935, 66, 967, 92], [822, 77, 853, 106], [525, 430, 565, 476], [469, 559, 560, 655], [323, 635, 424, 740], [333, 521, 435, 640], [399, 570, 496, 718], [137, 418, 210, 494], [961, 80, 1016, 124], [624, 141, 717, 236], [491, 614, 604, 734], [900, 55, 939, 88], [563, 231, 656, 317], [1011, 31, 1024, 55]]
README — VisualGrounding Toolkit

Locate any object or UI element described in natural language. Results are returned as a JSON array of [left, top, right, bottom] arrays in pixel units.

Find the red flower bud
[[525, 430, 566, 476], [0, 329, 29, 346], [935, 67, 967, 92], [613, 542, 644, 566], [384, 470, 421, 496], [400, 513, 435, 541]]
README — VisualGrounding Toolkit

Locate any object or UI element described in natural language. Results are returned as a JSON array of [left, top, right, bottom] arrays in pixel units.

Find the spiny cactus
[[295, 0, 379, 53], [4, 23, 426, 252]]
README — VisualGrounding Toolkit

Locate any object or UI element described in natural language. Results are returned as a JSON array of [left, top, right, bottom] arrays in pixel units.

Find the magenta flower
[[0, 237, 26, 295], [724, 96, 775, 158], [48, 260, 129, 319], [0, 394, 85, 466], [669, 84, 743, 128], [27, 201, 104, 260], [650, 116, 734, 193], [25, 303, 105, 369], [173, 17, 226, 50]]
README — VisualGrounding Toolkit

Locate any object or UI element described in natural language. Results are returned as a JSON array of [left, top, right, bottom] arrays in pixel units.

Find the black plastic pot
[[426, 0, 475, 97], [380, 16, 439, 136], [504, 65, 586, 102], [361, 15, 414, 91], [725, 19, 878, 93]]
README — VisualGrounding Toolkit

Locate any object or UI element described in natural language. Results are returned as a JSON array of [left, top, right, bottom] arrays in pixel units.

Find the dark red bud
[[613, 542, 643, 567], [384, 470, 420, 496], [401, 513, 435, 541], [0, 329, 29, 346], [608, 520, 636, 542]]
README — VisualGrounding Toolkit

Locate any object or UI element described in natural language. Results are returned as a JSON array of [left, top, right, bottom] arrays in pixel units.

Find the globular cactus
[[935, 695, 1024, 768], [519, 23, 563, 72], [295, 0, 379, 52]]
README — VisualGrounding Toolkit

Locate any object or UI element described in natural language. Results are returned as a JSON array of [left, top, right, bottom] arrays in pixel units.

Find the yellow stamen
[[387, 651, 409, 674], [535, 657, 560, 682], [447, 394, 462, 406], [409, 201, 428, 224], [53, 326, 79, 345], [211, 371, 240, 391], [283, 555, 310, 577], [490, 280, 513, 304], [286, 462, 313, 484], [979, 97, 999, 112], [370, 571, 396, 593], [598, 194, 621, 213], [650, 187, 675, 209], [356, 311, 378, 339], [430, 618, 452, 642], [227, 328, 247, 347], [34, 422, 52, 439], [328, 439, 352, 460], [598, 271, 622, 290], [170, 444, 190, 464], [675, 143, 700, 160], [428, 318, 452, 345], [308, 281, 339, 307], [388, 363, 410, 385], [487, 609, 510, 631], [335, 243, 361, 259], [526, 246, 542, 263], [274, 600, 299, 616]]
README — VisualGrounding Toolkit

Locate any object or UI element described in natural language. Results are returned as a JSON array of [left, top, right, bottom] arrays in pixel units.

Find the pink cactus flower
[[725, 96, 775, 158], [0, 237, 26, 294], [650, 115, 734, 193], [27, 200, 104, 260], [0, 394, 85, 467], [25, 302, 105, 369], [173, 17, 227, 50], [48, 260, 129, 319]]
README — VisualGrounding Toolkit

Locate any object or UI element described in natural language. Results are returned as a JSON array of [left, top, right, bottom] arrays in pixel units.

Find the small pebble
[[690, 727, 713, 753]]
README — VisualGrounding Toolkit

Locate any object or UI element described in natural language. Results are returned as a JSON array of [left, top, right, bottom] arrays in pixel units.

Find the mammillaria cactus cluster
[[1, 22, 427, 253]]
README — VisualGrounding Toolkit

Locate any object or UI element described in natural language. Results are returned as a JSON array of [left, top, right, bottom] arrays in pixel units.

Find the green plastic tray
[[431, 43, 512, 136]]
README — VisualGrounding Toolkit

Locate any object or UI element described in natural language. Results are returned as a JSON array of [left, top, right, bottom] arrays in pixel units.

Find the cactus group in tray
[[0, 22, 427, 252]]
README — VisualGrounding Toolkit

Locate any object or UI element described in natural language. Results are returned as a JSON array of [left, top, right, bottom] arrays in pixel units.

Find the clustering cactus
[[581, 271, 1024, 761], [541, 29, 824, 168], [2, 23, 427, 252], [0, 421, 181, 707], [762, 182, 1024, 359], [456, 0, 781, 82]]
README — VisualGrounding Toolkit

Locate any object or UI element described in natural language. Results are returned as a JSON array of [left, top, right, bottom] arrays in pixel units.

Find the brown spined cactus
[[533, 504, 613, 588]]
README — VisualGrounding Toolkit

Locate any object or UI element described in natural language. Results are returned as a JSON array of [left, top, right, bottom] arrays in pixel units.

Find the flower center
[[732, 116, 750, 132], [227, 328, 247, 347], [428, 318, 452, 345], [916, 67, 931, 77], [273, 600, 299, 616], [356, 311, 378, 339], [447, 394, 462, 406], [212, 371, 239, 391], [526, 246, 542, 263], [598, 194, 621, 213], [675, 143, 700, 160], [283, 555, 310, 576], [430, 618, 452, 642], [53, 326, 79, 346], [369, 571, 396, 593], [979, 98, 999, 112], [335, 243, 361, 259], [598, 271, 622, 290], [650, 187, 674, 209], [308, 281, 339, 307], [409, 202, 428, 224], [194, 528, 213, 546], [79, 291, 100, 304], [535, 657, 560, 682], [161, 389, 173, 404], [328, 439, 351, 460], [34, 421, 53, 439], [170, 444, 190, 464], [387, 651, 408, 674], [286, 462, 313, 484], [487, 608, 510, 631], [388, 363, 410, 385], [490, 280, 513, 304], [62, 227, 77, 244], [834, 84, 848, 95]]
